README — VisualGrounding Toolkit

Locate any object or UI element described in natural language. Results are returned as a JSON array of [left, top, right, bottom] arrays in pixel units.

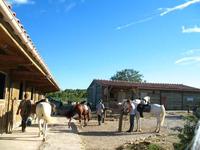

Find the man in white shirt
[[126, 99, 136, 132], [96, 99, 105, 125]]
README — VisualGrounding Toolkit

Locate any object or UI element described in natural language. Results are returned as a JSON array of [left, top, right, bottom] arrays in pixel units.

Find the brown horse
[[66, 103, 90, 128]]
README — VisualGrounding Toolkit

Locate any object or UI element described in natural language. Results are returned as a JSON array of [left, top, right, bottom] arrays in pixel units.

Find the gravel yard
[[78, 111, 187, 150]]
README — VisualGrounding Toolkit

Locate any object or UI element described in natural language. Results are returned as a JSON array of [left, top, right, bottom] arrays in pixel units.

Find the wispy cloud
[[115, 16, 154, 30], [116, 0, 200, 31], [175, 57, 200, 65], [160, 0, 200, 16], [182, 25, 200, 33], [176, 49, 200, 65], [7, 0, 35, 5]]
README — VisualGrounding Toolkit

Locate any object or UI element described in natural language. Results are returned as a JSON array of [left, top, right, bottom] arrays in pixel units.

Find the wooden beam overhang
[[0, 6, 60, 92], [0, 23, 46, 76], [0, 54, 26, 63]]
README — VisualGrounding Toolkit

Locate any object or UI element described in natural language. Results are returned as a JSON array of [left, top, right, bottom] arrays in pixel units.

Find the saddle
[[137, 104, 151, 118]]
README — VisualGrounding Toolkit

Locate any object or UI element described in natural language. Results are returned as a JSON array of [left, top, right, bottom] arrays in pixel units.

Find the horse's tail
[[160, 105, 166, 126]]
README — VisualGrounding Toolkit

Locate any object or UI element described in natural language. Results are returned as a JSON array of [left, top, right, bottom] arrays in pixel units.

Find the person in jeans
[[16, 93, 32, 132], [126, 99, 136, 132], [96, 99, 105, 125]]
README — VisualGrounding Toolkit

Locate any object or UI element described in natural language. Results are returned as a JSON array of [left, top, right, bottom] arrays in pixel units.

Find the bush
[[148, 144, 163, 150], [174, 111, 199, 150]]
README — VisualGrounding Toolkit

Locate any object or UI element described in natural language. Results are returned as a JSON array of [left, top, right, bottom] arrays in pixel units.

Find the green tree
[[110, 69, 144, 82], [47, 89, 87, 102]]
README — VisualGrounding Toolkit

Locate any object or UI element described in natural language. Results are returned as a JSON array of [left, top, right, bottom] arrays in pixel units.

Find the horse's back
[[150, 104, 165, 114]]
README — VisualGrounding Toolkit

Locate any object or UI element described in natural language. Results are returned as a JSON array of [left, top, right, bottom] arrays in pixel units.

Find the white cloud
[[115, 16, 153, 30], [7, 0, 35, 5], [175, 56, 200, 65], [160, 0, 200, 16], [182, 25, 200, 33]]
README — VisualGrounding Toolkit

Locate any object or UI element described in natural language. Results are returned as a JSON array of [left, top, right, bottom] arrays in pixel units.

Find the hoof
[[42, 138, 46, 142], [156, 130, 160, 133]]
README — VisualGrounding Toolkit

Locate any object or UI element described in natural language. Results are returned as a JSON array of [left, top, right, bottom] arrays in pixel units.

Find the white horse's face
[[143, 96, 150, 103]]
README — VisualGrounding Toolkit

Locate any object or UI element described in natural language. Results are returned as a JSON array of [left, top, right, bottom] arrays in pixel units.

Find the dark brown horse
[[66, 103, 90, 128]]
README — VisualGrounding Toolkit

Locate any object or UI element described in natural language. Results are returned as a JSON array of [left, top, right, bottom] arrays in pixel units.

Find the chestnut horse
[[66, 103, 90, 128]]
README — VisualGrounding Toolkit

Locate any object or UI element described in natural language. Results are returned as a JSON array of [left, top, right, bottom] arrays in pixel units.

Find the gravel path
[[0, 117, 84, 150], [78, 112, 185, 150], [39, 117, 84, 150]]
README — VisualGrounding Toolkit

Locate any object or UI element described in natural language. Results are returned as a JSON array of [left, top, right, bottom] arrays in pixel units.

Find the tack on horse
[[66, 102, 90, 128], [122, 96, 166, 133]]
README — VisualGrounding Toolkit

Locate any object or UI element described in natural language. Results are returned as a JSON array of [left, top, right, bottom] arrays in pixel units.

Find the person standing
[[16, 93, 32, 132], [96, 99, 105, 125], [126, 99, 136, 132]]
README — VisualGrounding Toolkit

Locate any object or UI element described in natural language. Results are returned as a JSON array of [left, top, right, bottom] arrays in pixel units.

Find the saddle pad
[[143, 105, 151, 112], [84, 105, 89, 111]]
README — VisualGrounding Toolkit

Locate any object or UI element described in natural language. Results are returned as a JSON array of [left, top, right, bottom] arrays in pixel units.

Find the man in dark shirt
[[16, 93, 32, 132]]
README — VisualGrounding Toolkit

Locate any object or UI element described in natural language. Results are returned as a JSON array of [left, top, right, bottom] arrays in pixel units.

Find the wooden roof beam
[[11, 70, 42, 76], [11, 74, 46, 81], [0, 54, 27, 63]]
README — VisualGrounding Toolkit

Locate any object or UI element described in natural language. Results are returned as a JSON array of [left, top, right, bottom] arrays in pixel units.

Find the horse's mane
[[35, 99, 48, 105]]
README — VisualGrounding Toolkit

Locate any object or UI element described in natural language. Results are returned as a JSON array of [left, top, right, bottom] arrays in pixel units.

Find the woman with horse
[[66, 101, 91, 128], [122, 96, 166, 133]]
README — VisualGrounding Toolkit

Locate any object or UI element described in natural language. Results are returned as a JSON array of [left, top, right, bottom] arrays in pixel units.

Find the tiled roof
[[0, 1, 59, 90], [94, 79, 200, 92]]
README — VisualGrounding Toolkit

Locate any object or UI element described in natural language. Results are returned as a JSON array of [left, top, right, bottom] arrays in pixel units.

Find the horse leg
[[155, 117, 160, 133], [38, 119, 42, 137], [83, 114, 87, 126], [79, 114, 82, 128], [157, 117, 161, 133], [87, 111, 90, 122], [68, 118, 71, 128], [136, 113, 142, 132], [43, 121, 47, 142]]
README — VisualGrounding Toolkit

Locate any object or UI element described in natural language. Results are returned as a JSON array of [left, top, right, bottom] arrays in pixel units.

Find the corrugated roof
[[94, 79, 200, 92]]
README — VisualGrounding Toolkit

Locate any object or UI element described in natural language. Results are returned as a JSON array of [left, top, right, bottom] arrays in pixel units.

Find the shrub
[[174, 110, 200, 150], [148, 144, 163, 150]]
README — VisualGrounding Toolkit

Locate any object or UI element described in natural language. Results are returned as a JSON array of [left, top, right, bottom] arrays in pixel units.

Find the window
[[19, 82, 23, 100], [0, 72, 6, 99]]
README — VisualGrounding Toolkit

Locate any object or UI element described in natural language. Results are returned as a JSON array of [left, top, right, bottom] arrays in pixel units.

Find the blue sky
[[7, 0, 200, 89]]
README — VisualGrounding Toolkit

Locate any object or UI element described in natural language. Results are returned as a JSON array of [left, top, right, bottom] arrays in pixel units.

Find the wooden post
[[118, 111, 123, 132]]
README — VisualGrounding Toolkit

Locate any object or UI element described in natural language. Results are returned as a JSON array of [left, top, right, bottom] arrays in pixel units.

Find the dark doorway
[[0, 72, 6, 99]]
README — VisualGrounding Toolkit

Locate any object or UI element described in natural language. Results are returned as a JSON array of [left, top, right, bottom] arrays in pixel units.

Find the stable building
[[87, 79, 200, 110], [0, 1, 59, 133]]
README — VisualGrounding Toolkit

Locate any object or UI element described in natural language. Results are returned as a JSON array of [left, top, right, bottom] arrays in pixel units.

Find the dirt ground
[[78, 111, 187, 150]]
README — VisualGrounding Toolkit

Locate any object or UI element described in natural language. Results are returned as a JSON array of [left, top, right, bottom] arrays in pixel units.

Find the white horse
[[123, 96, 166, 133], [36, 102, 52, 141]]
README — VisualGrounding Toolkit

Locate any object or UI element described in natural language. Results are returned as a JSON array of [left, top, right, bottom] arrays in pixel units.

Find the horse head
[[143, 96, 150, 104]]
